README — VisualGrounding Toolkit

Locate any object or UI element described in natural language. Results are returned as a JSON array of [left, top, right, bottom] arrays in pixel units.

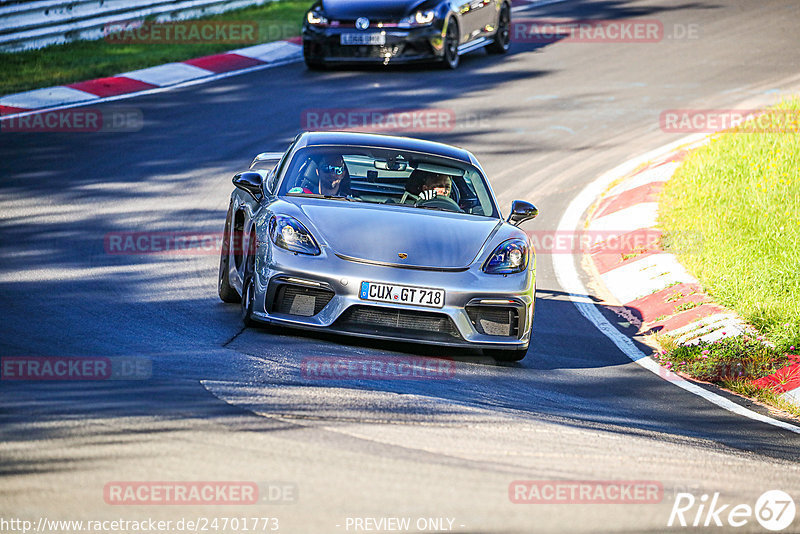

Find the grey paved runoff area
[[2, 0, 800, 532]]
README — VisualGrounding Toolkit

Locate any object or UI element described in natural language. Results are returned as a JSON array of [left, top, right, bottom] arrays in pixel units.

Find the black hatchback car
[[302, 0, 512, 69]]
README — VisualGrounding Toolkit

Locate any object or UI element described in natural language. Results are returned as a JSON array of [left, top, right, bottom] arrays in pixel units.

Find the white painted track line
[[552, 136, 800, 434]]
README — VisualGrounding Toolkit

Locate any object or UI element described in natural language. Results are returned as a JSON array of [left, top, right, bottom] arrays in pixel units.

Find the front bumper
[[302, 25, 445, 64], [250, 244, 535, 350]]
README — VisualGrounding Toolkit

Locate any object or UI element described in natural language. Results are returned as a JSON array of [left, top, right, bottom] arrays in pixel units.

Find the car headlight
[[306, 10, 328, 26], [269, 216, 321, 255], [483, 239, 528, 274], [399, 10, 435, 28]]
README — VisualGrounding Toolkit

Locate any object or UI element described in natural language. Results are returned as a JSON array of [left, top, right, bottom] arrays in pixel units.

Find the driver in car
[[419, 174, 452, 201], [291, 154, 351, 196], [316, 154, 350, 196]]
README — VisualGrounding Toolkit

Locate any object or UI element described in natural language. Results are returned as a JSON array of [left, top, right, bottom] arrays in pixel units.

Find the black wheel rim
[[498, 8, 510, 48], [445, 26, 458, 64]]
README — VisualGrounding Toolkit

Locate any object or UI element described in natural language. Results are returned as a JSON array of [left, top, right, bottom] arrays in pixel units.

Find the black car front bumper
[[302, 25, 446, 65]]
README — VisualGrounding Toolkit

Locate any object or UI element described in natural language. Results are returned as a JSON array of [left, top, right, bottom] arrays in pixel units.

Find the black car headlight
[[306, 10, 329, 26], [269, 216, 321, 255], [398, 10, 436, 28], [483, 239, 528, 274]]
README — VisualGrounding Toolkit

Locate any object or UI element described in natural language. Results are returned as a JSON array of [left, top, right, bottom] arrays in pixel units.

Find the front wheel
[[487, 3, 511, 54], [441, 20, 460, 69], [218, 204, 240, 303], [303, 41, 326, 70], [484, 347, 528, 362], [240, 236, 257, 327], [304, 57, 326, 70], [241, 271, 257, 327]]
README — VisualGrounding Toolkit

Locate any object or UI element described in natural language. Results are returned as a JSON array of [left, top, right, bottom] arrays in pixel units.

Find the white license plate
[[340, 33, 386, 46], [359, 281, 445, 308]]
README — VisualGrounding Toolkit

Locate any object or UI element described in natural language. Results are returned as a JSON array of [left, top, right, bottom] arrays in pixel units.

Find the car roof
[[297, 131, 474, 163]]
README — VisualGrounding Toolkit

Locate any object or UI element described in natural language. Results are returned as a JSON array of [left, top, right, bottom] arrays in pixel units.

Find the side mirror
[[507, 200, 538, 226], [232, 171, 264, 200]]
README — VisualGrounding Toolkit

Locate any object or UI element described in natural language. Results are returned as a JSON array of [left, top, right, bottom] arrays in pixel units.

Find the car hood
[[321, 0, 429, 20], [296, 200, 502, 269]]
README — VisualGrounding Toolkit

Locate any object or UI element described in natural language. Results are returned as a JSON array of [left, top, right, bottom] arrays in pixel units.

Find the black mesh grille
[[272, 285, 334, 317], [466, 306, 519, 337], [335, 305, 461, 342]]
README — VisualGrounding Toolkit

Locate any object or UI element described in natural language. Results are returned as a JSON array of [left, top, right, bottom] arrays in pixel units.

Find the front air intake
[[334, 305, 462, 342], [271, 284, 334, 317], [466, 306, 519, 337]]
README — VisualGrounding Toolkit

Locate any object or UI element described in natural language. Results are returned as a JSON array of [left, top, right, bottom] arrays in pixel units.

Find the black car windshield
[[277, 146, 499, 218]]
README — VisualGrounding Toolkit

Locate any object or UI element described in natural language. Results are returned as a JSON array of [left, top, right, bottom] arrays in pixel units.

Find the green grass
[[654, 335, 800, 418], [673, 301, 700, 313], [722, 378, 800, 418], [655, 335, 793, 383], [0, 0, 309, 96], [659, 98, 800, 349], [655, 98, 800, 417]]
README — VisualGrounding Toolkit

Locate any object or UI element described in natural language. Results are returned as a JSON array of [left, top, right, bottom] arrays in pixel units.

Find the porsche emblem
[[398, 253, 408, 259]]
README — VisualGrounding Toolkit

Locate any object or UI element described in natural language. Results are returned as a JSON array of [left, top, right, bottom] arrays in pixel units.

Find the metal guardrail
[[0, 0, 278, 52]]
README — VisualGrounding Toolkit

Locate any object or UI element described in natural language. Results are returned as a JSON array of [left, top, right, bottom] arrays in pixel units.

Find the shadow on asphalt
[[0, 0, 783, 480]]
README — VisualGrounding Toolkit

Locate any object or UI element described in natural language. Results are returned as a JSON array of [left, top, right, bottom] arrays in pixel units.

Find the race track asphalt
[[2, 0, 800, 532]]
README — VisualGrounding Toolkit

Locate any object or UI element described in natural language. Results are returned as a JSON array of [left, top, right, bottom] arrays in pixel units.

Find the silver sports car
[[218, 132, 538, 361]]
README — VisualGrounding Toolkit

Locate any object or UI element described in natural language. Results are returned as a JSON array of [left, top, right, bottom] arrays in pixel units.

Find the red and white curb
[[0, 38, 303, 119], [586, 139, 800, 409], [552, 133, 799, 433]]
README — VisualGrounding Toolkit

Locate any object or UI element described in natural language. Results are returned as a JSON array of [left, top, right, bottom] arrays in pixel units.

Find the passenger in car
[[405, 169, 452, 201], [419, 174, 452, 201]]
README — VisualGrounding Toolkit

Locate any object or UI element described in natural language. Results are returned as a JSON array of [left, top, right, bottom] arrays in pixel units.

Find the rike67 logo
[[669, 490, 795, 531]]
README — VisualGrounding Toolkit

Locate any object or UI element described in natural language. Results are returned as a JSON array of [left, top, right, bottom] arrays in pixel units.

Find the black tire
[[240, 236, 257, 327], [487, 3, 511, 54], [303, 41, 326, 70], [304, 57, 326, 70], [484, 347, 528, 362], [218, 203, 241, 303], [441, 20, 460, 69]]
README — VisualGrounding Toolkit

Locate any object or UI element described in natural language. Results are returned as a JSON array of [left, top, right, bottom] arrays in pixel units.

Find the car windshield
[[276, 146, 499, 218]]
